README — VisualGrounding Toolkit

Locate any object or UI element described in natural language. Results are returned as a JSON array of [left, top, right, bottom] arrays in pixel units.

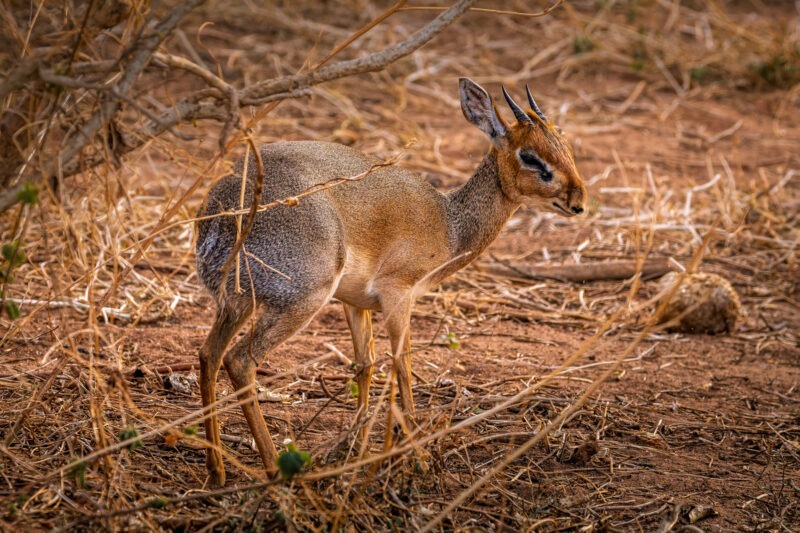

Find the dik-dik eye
[[518, 150, 553, 182]]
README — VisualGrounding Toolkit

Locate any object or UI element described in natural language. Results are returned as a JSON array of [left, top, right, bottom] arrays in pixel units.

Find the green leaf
[[119, 426, 142, 451], [15, 183, 38, 205], [183, 425, 197, 436], [347, 380, 359, 398], [275, 443, 311, 480], [3, 300, 20, 320]]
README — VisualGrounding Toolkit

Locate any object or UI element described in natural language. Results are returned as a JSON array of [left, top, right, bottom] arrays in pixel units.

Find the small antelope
[[195, 78, 586, 486]]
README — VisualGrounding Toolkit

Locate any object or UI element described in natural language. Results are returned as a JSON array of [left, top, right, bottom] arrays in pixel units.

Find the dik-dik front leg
[[381, 293, 415, 420], [343, 303, 376, 439]]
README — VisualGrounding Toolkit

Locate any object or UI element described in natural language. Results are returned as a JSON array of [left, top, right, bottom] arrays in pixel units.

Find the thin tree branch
[[55, 0, 207, 179], [2, 0, 476, 214], [60, 0, 477, 179]]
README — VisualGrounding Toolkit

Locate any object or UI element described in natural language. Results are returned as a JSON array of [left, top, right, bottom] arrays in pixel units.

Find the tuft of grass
[[67, 461, 88, 488], [752, 49, 800, 88], [690, 65, 710, 82], [119, 427, 143, 451], [572, 35, 595, 54]]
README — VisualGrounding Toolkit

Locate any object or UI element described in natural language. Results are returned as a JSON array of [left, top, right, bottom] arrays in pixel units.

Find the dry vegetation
[[1, 0, 798, 531]]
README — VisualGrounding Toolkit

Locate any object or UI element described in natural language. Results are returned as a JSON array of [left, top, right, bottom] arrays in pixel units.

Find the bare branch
[[55, 0, 207, 179], [240, 0, 477, 105], [1, 0, 477, 213], [152, 52, 232, 97], [60, 0, 477, 179], [152, 51, 240, 150]]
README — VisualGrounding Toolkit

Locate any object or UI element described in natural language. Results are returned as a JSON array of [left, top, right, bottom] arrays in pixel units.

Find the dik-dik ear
[[459, 78, 506, 145]]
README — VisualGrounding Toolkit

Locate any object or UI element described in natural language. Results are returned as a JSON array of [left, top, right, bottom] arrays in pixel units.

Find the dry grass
[[1, 1, 798, 531]]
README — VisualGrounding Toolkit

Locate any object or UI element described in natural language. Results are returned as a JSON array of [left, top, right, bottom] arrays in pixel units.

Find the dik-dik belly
[[332, 243, 447, 311]]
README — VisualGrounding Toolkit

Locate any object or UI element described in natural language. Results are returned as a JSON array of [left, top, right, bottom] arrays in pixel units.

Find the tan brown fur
[[194, 79, 587, 486]]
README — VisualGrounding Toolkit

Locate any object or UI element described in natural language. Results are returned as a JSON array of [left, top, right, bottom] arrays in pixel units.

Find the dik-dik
[[195, 78, 587, 486]]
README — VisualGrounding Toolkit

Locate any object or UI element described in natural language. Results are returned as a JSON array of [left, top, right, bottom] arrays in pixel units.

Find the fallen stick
[[144, 365, 390, 387], [146, 362, 276, 376], [433, 298, 596, 324], [478, 258, 678, 283]]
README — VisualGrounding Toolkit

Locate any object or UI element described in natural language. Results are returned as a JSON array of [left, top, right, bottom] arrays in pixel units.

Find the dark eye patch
[[519, 151, 553, 182]]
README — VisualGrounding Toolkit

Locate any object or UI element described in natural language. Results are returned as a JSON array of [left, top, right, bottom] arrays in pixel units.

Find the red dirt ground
[[1, 1, 798, 531]]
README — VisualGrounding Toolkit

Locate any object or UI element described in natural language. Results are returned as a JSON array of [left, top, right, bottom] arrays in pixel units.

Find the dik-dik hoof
[[206, 455, 226, 488], [389, 412, 419, 442], [207, 470, 225, 489], [399, 410, 420, 432], [206, 467, 226, 488]]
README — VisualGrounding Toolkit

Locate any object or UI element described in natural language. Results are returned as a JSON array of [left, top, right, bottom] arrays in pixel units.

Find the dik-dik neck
[[442, 150, 519, 277]]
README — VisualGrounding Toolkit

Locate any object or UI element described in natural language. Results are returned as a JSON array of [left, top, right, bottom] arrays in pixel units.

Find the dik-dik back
[[196, 140, 451, 311]]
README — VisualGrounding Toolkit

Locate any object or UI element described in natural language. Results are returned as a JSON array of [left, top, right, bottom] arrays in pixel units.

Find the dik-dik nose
[[568, 184, 587, 216]]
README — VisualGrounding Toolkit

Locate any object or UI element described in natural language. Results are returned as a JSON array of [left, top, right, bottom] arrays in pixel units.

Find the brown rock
[[658, 272, 742, 334]]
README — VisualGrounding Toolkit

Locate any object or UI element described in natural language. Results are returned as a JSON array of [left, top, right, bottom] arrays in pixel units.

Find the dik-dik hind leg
[[343, 303, 376, 439], [199, 304, 253, 487], [223, 289, 334, 476]]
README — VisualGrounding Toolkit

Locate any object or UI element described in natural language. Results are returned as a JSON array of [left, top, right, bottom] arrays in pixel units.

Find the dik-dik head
[[459, 78, 587, 217]]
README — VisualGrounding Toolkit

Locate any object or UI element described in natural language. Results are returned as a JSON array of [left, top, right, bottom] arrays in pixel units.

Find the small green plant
[[119, 427, 143, 451], [752, 50, 800, 88], [347, 380, 359, 398], [1, 182, 38, 320], [15, 182, 39, 205], [183, 425, 198, 436], [441, 331, 461, 350], [631, 45, 647, 71], [572, 35, 594, 54], [2, 299, 20, 320], [67, 461, 88, 488], [276, 443, 311, 480], [690, 66, 710, 82], [146, 496, 168, 509], [1, 242, 26, 270]]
